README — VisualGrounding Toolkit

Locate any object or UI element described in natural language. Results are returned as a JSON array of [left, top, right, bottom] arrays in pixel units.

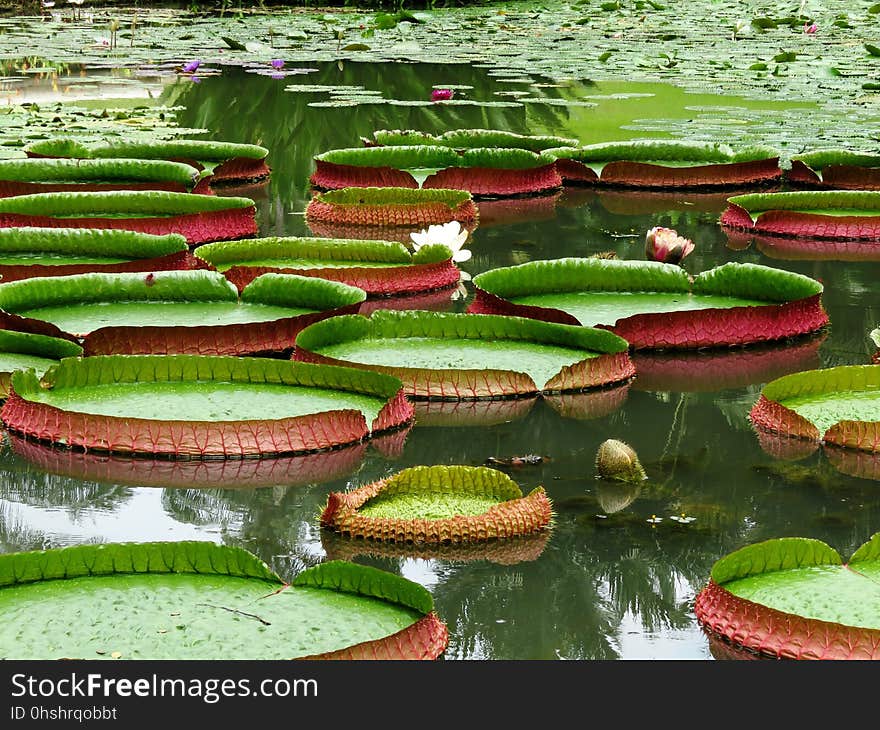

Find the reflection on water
[[1, 61, 879, 660]]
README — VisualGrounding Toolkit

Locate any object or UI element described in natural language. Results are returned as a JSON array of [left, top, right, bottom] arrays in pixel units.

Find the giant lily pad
[[195, 236, 460, 297], [311, 146, 562, 197], [0, 542, 446, 659], [0, 329, 82, 397], [0, 228, 210, 283], [0, 270, 365, 357], [26, 138, 271, 184], [694, 533, 880, 659], [0, 157, 210, 196], [320, 464, 552, 544], [305, 187, 478, 231], [0, 191, 257, 245], [368, 128, 580, 153], [788, 149, 880, 190], [294, 310, 634, 399], [546, 141, 782, 188], [1, 355, 412, 458], [470, 259, 827, 350], [722, 191, 880, 241], [749, 365, 880, 454]]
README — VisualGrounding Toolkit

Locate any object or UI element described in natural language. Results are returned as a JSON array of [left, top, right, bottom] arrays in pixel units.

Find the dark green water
[[2, 63, 879, 660]]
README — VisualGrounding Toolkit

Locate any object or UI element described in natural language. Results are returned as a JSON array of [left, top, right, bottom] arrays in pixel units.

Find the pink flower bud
[[645, 227, 695, 265]]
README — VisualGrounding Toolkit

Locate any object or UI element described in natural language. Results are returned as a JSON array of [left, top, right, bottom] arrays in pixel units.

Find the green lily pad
[[727, 190, 880, 221], [295, 310, 632, 397], [471, 259, 825, 349], [0, 542, 444, 659], [752, 365, 880, 446], [2, 354, 409, 457], [0, 328, 82, 396], [370, 128, 579, 152], [0, 227, 187, 267], [26, 137, 268, 163], [320, 464, 552, 543], [0, 157, 203, 189], [695, 534, 880, 659]]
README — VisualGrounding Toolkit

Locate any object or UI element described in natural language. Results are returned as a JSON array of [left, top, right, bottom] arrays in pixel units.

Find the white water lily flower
[[410, 220, 471, 263]]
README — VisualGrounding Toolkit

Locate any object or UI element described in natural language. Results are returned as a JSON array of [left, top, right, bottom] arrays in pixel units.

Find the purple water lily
[[270, 59, 285, 70], [431, 88, 454, 102], [181, 60, 200, 74], [804, 22, 818, 34]]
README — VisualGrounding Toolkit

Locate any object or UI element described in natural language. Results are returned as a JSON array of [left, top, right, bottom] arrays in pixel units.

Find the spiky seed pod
[[595, 439, 647, 483]]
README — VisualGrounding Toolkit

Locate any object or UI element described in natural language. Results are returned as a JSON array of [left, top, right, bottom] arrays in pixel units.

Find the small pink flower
[[431, 88, 454, 102], [181, 60, 200, 74], [645, 227, 695, 265], [804, 22, 818, 34], [270, 59, 284, 69]]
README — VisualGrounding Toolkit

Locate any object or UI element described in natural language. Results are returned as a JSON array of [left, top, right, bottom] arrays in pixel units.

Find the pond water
[[1, 60, 879, 661]]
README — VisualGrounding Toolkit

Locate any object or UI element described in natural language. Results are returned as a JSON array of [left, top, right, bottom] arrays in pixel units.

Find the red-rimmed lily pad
[[721, 190, 880, 241], [0, 158, 211, 196], [469, 258, 828, 350], [306, 186, 478, 232], [320, 464, 553, 544], [0, 329, 82, 397], [0, 270, 365, 357], [546, 141, 782, 189], [368, 128, 579, 153], [749, 365, 880, 453], [0, 354, 412, 458], [311, 146, 562, 197], [0, 191, 257, 246], [0, 228, 210, 283], [787, 149, 880, 190], [26, 138, 271, 184], [294, 310, 634, 399], [195, 236, 460, 297], [694, 533, 880, 659], [7, 427, 411, 490], [0, 542, 446, 659]]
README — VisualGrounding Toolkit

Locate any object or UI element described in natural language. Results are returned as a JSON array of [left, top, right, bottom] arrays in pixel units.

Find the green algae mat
[[695, 533, 880, 659], [294, 310, 633, 398], [0, 542, 447, 660]]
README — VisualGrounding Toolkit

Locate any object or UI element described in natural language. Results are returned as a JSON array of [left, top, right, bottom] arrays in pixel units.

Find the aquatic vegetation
[[595, 439, 647, 483], [750, 365, 880, 454], [0, 270, 366, 357], [0, 542, 447, 659], [0, 228, 208, 283], [369, 128, 579, 152], [722, 191, 880, 241], [1, 355, 412, 458], [294, 310, 635, 399], [0, 158, 209, 196], [546, 141, 782, 189], [25, 138, 270, 184], [695, 533, 880, 659], [0, 191, 257, 245], [644, 226, 694, 264], [305, 186, 478, 230], [788, 150, 880, 190], [470, 259, 827, 350], [195, 236, 461, 297], [311, 146, 561, 197], [320, 464, 552, 544], [0, 329, 82, 397]]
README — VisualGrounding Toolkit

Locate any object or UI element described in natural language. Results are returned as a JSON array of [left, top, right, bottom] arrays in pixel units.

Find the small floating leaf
[[865, 43, 880, 57]]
